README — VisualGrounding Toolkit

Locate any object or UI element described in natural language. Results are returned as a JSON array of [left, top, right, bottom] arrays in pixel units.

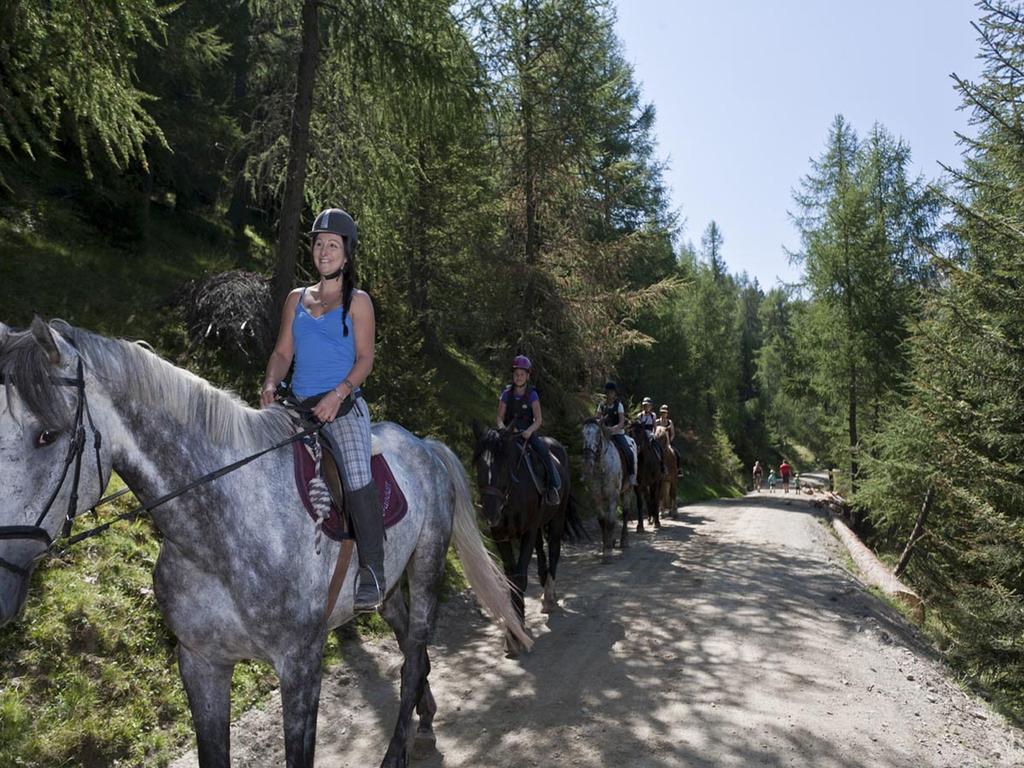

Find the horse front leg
[[634, 486, 645, 533], [619, 493, 630, 549], [541, 520, 564, 612], [597, 515, 612, 563], [505, 529, 536, 655], [495, 538, 522, 653], [650, 483, 662, 529], [178, 644, 234, 768], [534, 533, 553, 612], [276, 636, 326, 768]]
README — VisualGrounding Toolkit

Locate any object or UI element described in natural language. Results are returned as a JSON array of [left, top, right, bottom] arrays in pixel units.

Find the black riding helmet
[[604, 380, 618, 391], [310, 208, 358, 256]]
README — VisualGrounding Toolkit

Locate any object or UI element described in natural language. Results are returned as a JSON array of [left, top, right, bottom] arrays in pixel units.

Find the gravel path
[[172, 492, 1024, 767]]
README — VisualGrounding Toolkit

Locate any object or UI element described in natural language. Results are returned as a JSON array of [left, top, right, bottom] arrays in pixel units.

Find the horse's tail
[[563, 492, 590, 543], [425, 439, 534, 652]]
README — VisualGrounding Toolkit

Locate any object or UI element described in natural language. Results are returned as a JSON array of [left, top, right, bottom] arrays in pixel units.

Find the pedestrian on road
[[767, 468, 777, 493], [752, 461, 763, 492], [779, 459, 793, 494]]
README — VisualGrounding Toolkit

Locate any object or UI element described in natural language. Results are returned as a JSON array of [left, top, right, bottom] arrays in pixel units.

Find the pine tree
[[857, 0, 1024, 719], [0, 0, 169, 179], [792, 115, 938, 494]]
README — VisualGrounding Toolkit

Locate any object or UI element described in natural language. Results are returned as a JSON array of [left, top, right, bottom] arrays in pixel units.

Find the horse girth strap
[[324, 538, 355, 620]]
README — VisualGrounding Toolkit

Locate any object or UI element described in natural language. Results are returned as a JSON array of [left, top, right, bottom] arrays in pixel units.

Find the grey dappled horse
[[581, 418, 635, 561], [0, 319, 530, 768]]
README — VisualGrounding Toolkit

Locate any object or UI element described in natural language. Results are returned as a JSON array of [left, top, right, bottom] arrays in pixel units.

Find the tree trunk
[[227, 2, 252, 240], [848, 371, 859, 497], [271, 0, 321, 313], [893, 484, 934, 578]]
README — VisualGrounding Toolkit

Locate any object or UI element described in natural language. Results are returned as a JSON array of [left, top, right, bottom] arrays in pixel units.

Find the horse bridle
[[0, 358, 105, 577], [477, 432, 529, 518], [0, 357, 322, 579], [582, 423, 606, 463]]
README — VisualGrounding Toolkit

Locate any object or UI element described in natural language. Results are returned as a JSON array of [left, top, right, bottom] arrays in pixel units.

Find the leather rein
[[0, 361, 321, 577]]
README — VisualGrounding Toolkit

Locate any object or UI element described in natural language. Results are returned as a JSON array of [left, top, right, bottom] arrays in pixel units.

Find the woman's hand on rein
[[312, 392, 343, 423]]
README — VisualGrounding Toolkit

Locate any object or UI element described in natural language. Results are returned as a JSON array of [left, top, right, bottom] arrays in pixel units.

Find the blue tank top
[[290, 291, 356, 398]]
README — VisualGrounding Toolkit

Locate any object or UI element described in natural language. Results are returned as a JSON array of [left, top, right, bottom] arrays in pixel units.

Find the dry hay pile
[[178, 270, 275, 362]]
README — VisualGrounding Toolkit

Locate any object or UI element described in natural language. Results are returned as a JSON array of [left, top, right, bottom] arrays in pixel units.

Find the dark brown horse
[[628, 420, 664, 531], [471, 424, 580, 654]]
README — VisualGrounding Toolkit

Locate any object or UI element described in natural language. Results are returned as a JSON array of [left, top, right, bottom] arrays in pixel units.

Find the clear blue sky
[[613, 1, 984, 289]]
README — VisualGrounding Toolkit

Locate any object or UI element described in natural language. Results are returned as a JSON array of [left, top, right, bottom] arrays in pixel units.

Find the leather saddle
[[292, 433, 408, 541], [278, 386, 407, 541]]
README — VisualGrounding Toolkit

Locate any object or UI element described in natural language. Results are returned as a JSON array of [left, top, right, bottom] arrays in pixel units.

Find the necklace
[[317, 280, 341, 309]]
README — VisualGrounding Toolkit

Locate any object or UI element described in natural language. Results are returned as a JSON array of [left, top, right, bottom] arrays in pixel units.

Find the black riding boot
[[544, 456, 562, 506], [348, 481, 386, 613]]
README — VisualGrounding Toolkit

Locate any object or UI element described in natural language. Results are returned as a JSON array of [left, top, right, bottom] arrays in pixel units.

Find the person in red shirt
[[779, 460, 793, 494]]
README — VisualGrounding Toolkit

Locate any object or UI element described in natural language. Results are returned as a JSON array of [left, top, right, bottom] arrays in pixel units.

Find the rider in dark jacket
[[597, 381, 636, 484]]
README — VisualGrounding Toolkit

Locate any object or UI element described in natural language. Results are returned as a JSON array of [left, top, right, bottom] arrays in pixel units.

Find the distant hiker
[[752, 461, 763, 492], [779, 459, 793, 494], [767, 468, 778, 492]]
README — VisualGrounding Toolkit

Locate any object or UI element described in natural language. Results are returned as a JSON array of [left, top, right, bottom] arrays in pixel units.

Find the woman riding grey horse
[[260, 208, 383, 613], [0, 317, 530, 768]]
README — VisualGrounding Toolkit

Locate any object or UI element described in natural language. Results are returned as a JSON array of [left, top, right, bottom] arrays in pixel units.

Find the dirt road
[[172, 492, 1024, 767]]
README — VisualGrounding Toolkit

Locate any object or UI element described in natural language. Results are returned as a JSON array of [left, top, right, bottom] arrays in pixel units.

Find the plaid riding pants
[[319, 396, 372, 490]]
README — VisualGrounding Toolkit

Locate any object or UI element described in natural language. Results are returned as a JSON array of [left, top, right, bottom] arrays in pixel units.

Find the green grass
[[676, 473, 745, 504]]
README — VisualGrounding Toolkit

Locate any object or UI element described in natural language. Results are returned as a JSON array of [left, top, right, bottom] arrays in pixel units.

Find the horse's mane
[[472, 427, 507, 464], [653, 425, 671, 446], [0, 321, 294, 448]]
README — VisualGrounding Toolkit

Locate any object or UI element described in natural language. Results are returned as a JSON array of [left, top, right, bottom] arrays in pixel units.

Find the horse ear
[[30, 316, 77, 367], [30, 315, 62, 365]]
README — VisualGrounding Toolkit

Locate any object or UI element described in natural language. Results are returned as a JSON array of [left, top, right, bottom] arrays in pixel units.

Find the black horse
[[628, 420, 664, 531], [472, 423, 580, 653]]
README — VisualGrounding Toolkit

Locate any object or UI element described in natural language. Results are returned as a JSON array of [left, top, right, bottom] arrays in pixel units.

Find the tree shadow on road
[[308, 494, 939, 768]]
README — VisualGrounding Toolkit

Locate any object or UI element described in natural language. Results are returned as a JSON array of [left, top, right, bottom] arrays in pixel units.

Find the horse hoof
[[411, 730, 437, 760]]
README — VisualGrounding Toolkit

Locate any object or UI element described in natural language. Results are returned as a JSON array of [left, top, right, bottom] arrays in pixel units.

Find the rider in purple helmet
[[496, 355, 561, 505]]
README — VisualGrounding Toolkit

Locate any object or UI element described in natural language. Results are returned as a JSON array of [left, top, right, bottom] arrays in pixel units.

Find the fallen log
[[831, 513, 925, 623]]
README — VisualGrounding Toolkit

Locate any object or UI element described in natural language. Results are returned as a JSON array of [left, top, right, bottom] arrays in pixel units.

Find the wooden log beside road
[[830, 513, 925, 623]]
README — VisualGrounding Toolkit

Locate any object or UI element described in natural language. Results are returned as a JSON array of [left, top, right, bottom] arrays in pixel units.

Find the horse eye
[[36, 430, 60, 447]]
